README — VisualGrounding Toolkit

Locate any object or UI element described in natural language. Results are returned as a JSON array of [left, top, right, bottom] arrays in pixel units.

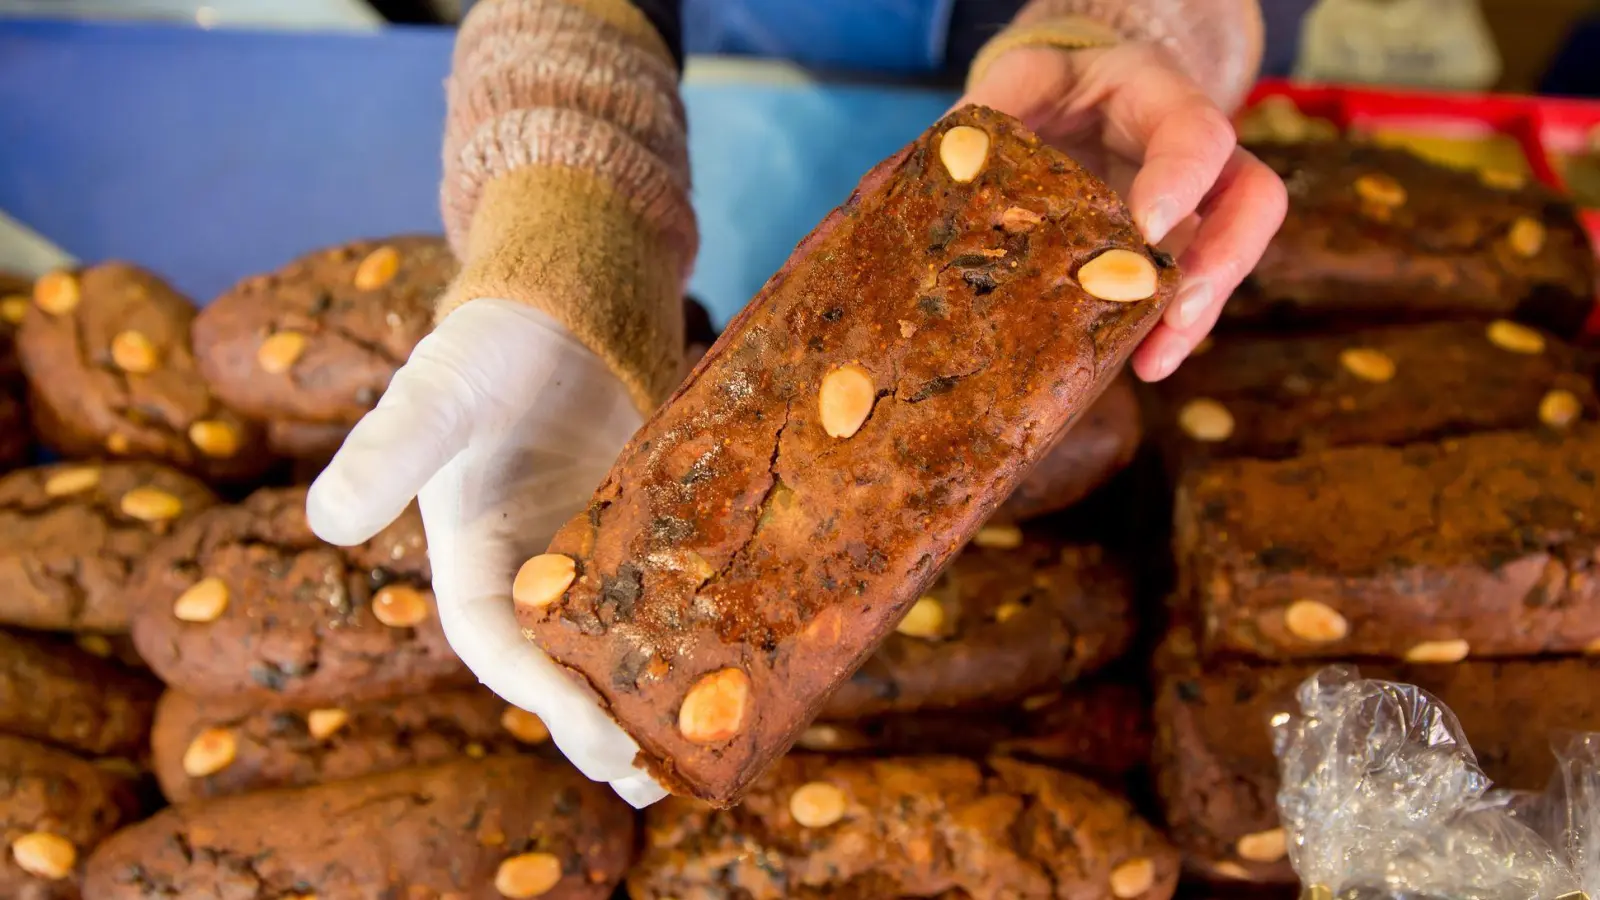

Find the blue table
[[0, 19, 956, 323]]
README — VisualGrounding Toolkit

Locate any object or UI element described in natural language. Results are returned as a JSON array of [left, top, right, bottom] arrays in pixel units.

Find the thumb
[[954, 46, 1082, 129], [307, 299, 542, 546], [306, 334, 475, 546]]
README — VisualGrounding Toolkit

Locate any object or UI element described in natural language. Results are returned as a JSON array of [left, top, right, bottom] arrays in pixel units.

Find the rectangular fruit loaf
[[816, 525, 1132, 719], [1156, 320, 1598, 463], [1176, 424, 1600, 661], [1153, 655, 1600, 885], [993, 370, 1143, 521], [1225, 139, 1596, 334], [149, 687, 558, 803], [0, 734, 144, 898], [629, 754, 1178, 900], [799, 679, 1152, 786], [515, 105, 1179, 805], [0, 629, 158, 759], [84, 756, 634, 900], [130, 486, 473, 704]]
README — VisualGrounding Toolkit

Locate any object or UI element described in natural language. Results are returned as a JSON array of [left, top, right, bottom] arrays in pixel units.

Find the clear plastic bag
[[1271, 665, 1583, 900]]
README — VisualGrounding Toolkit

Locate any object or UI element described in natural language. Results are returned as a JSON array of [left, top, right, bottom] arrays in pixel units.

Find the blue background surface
[[0, 19, 956, 324]]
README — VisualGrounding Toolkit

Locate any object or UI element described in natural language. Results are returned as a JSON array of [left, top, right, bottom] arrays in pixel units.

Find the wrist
[[439, 167, 687, 415]]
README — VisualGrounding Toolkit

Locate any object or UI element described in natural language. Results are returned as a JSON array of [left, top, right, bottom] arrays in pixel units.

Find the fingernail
[[1172, 279, 1213, 329], [1140, 197, 1178, 243]]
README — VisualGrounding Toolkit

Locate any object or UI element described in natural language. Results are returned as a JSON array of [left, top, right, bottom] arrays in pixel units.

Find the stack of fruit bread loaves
[[1147, 131, 1600, 889], [1, 100, 1596, 899], [0, 244, 638, 899]]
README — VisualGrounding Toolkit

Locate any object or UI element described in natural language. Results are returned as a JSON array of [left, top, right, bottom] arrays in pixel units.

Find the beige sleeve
[[440, 0, 696, 413]]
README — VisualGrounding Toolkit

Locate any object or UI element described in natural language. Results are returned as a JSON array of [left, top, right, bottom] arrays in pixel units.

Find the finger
[[1125, 99, 1237, 244], [1132, 294, 1228, 382], [1163, 148, 1287, 332], [953, 46, 1098, 139], [307, 331, 476, 546], [610, 773, 671, 808]]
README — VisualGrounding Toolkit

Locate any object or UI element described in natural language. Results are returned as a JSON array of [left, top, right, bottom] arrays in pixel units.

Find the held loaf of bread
[[515, 105, 1179, 806]]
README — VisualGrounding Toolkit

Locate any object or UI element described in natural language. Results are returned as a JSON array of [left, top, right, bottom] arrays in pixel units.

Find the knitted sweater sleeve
[[440, 0, 695, 413]]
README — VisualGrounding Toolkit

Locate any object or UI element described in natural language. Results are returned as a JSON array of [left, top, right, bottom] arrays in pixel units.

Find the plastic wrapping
[[1271, 666, 1582, 900]]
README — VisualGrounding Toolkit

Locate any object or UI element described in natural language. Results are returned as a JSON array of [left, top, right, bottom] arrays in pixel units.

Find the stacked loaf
[[1148, 125, 1600, 887], [0, 246, 640, 899]]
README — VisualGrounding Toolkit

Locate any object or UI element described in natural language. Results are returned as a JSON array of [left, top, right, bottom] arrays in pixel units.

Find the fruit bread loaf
[[799, 679, 1152, 785], [0, 392, 27, 474], [130, 486, 471, 704], [514, 105, 1179, 806], [817, 526, 1132, 719], [0, 273, 27, 471], [686, 297, 1141, 524], [150, 686, 556, 802], [1, 735, 144, 900], [193, 236, 451, 441], [0, 270, 28, 386], [1226, 140, 1596, 334], [0, 462, 218, 633], [1152, 655, 1600, 884], [993, 371, 1143, 522], [629, 754, 1178, 900], [19, 264, 274, 483], [0, 630, 158, 759], [84, 756, 634, 900], [1156, 319, 1598, 463], [1176, 424, 1600, 661]]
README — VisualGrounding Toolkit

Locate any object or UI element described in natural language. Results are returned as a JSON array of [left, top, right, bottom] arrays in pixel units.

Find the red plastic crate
[[1241, 80, 1600, 339]]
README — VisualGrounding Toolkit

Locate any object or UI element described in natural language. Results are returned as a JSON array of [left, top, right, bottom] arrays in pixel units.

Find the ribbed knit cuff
[[438, 167, 684, 413], [441, 0, 697, 414]]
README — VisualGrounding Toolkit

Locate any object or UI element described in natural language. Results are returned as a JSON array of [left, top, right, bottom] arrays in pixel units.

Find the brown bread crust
[[193, 236, 453, 426], [130, 486, 471, 704], [0, 392, 27, 474], [0, 462, 218, 632], [800, 680, 1152, 786], [630, 754, 1178, 900], [0, 630, 158, 759], [84, 756, 634, 900], [1, 272, 32, 471], [16, 263, 273, 483], [1153, 654, 1600, 884], [819, 530, 1132, 719], [0, 270, 28, 386], [523, 105, 1179, 806], [264, 417, 349, 466], [1156, 320, 1599, 463], [0, 735, 143, 900], [1177, 425, 1600, 660], [150, 687, 557, 802], [994, 372, 1143, 522], [1229, 140, 1596, 333]]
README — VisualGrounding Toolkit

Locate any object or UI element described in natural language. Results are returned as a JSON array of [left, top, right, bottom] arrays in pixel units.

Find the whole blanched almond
[[939, 125, 990, 183], [678, 668, 750, 744], [1078, 249, 1157, 303], [818, 364, 876, 439]]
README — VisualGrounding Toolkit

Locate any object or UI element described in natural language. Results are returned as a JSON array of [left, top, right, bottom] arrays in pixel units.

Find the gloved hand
[[305, 298, 669, 807], [959, 42, 1288, 382]]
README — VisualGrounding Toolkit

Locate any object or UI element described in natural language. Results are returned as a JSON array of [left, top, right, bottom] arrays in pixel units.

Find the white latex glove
[[306, 299, 670, 808]]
